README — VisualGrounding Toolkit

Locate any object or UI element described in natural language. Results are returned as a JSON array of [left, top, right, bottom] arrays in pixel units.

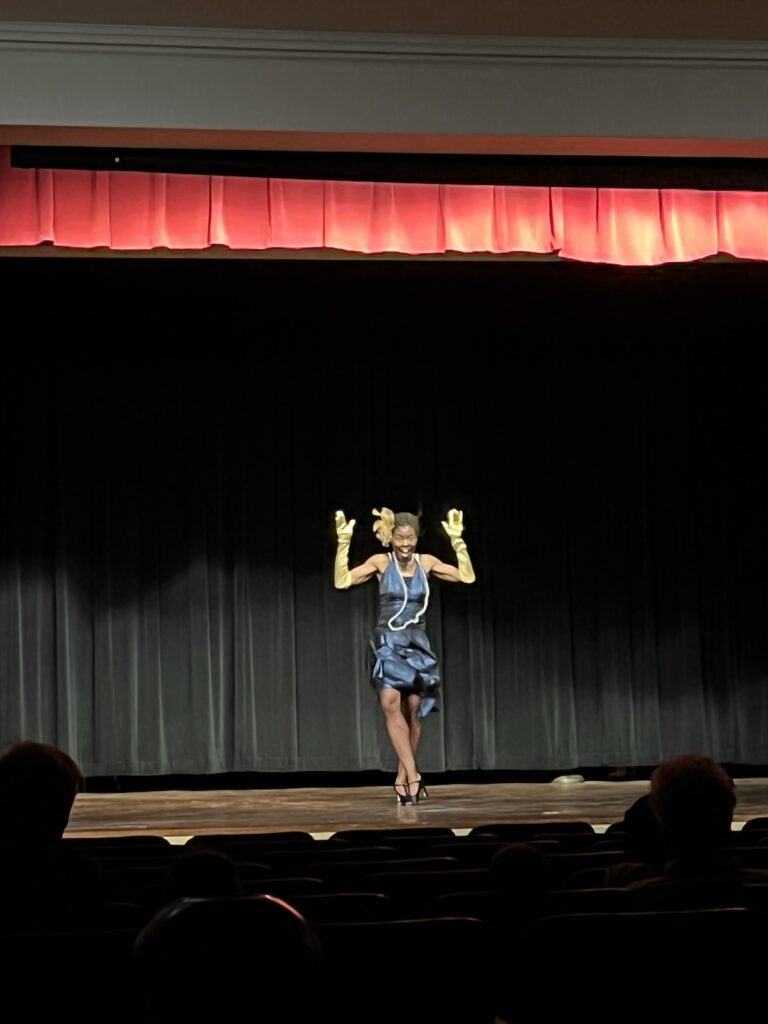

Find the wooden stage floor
[[66, 777, 768, 839]]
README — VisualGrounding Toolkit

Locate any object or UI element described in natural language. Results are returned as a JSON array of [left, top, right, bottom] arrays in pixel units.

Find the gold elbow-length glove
[[441, 508, 476, 583], [334, 511, 356, 589]]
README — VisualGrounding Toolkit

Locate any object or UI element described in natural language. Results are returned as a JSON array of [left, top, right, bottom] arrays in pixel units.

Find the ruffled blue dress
[[369, 554, 440, 717]]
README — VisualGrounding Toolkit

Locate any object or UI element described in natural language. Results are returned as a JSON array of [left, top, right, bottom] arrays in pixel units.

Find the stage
[[65, 777, 768, 840]]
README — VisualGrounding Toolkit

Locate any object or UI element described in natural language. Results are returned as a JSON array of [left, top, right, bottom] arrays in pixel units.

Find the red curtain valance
[[2, 146, 768, 266]]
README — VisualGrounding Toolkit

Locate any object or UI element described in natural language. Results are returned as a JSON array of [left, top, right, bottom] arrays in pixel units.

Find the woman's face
[[392, 525, 418, 563]]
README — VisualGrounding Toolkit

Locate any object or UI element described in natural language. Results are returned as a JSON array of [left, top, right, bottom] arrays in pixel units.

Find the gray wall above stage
[[2, 22, 768, 152]]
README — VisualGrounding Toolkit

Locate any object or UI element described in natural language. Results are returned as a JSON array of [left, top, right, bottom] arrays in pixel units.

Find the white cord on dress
[[386, 553, 430, 631]]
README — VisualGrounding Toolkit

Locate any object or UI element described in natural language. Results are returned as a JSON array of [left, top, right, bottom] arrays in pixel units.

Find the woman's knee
[[379, 691, 401, 715]]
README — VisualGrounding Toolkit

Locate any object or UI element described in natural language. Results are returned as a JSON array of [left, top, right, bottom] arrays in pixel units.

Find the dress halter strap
[[386, 553, 430, 631]]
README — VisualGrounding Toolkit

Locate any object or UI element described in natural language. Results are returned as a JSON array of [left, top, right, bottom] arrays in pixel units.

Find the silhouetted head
[[0, 740, 82, 843], [649, 753, 735, 857], [488, 842, 549, 894], [135, 894, 322, 1020]]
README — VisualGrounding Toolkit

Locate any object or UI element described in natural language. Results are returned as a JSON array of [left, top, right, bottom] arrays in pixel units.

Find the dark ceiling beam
[[11, 145, 768, 190]]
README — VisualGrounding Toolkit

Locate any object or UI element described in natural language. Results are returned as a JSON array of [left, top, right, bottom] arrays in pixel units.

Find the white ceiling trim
[[3, 21, 768, 66], [2, 22, 768, 142]]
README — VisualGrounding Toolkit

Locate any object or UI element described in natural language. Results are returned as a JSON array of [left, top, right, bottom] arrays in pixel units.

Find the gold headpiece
[[371, 507, 395, 548]]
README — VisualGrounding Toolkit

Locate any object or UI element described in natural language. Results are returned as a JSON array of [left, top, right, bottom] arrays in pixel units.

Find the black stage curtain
[[1, 257, 767, 775]]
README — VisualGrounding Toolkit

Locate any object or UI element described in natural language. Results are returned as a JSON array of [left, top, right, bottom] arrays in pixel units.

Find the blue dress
[[369, 554, 440, 717]]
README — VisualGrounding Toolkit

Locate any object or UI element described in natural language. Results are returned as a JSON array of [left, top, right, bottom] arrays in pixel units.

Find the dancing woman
[[334, 507, 475, 804]]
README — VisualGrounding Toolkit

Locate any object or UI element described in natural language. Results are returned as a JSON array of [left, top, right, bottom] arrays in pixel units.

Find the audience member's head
[[488, 842, 549, 895], [649, 753, 735, 859], [135, 894, 321, 1020], [0, 740, 82, 843]]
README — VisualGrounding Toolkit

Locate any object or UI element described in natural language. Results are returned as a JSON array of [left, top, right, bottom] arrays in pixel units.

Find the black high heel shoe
[[394, 782, 412, 805], [407, 776, 428, 804]]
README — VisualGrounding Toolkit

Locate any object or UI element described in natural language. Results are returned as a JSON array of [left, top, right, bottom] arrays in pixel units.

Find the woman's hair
[[394, 512, 420, 533], [372, 508, 421, 547]]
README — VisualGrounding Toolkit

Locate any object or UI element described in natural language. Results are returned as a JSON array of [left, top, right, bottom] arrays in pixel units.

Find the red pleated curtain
[[2, 146, 768, 265]]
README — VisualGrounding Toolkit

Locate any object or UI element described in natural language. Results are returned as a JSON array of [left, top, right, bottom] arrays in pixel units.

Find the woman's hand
[[441, 508, 475, 583], [335, 510, 356, 541], [441, 508, 464, 541]]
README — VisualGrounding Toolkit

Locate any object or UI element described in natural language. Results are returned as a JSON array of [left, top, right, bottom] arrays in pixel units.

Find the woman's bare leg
[[402, 694, 425, 799], [380, 690, 418, 788], [404, 694, 423, 756], [396, 693, 423, 785]]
